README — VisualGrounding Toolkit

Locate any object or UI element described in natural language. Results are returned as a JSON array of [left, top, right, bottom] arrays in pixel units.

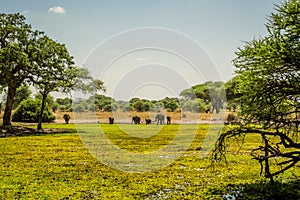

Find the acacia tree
[[33, 36, 105, 130], [31, 36, 75, 130], [180, 81, 226, 113], [207, 81, 226, 113], [213, 0, 300, 182], [0, 13, 43, 126], [179, 88, 196, 100], [225, 76, 242, 112]]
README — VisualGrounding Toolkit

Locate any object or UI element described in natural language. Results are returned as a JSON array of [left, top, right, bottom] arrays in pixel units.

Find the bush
[[12, 99, 55, 123]]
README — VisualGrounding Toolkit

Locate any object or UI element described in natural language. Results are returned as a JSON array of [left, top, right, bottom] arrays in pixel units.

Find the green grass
[[26, 123, 77, 130], [0, 124, 299, 199]]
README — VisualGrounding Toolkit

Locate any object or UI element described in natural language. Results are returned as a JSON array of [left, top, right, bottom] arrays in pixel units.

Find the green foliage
[[0, 13, 105, 126], [91, 94, 114, 111], [67, 92, 213, 113], [2, 85, 32, 110], [88, 103, 96, 112], [35, 93, 54, 108], [180, 81, 226, 113], [56, 97, 72, 106], [179, 88, 196, 100], [0, 13, 44, 125], [225, 76, 241, 112], [102, 101, 118, 112], [12, 99, 55, 122], [116, 100, 130, 112], [132, 99, 148, 112], [161, 97, 179, 112], [215, 0, 300, 181], [55, 97, 72, 112], [181, 99, 209, 113], [51, 102, 59, 113]]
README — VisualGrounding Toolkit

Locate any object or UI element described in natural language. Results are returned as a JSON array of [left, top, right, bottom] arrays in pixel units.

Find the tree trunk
[[37, 92, 48, 130], [216, 99, 221, 114], [3, 85, 17, 126], [262, 134, 274, 184]]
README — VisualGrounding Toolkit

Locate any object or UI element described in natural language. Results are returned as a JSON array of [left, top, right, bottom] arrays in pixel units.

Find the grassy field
[[0, 124, 299, 199]]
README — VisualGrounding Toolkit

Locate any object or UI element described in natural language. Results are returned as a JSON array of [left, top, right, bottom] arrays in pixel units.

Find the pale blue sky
[[0, 0, 282, 100]]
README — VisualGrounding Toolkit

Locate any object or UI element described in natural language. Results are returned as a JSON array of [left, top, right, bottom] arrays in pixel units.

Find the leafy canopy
[[214, 0, 300, 182]]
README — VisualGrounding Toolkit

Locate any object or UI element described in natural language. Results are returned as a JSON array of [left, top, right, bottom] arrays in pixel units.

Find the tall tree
[[32, 36, 76, 130], [180, 81, 226, 113], [179, 88, 196, 100], [213, 0, 300, 182], [0, 13, 43, 126], [33, 36, 105, 130]]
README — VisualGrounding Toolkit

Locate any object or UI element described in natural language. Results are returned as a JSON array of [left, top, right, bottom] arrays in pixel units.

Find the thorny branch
[[212, 125, 300, 181]]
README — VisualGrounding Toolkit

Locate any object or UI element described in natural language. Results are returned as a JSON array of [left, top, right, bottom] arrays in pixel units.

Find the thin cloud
[[136, 57, 148, 61], [48, 6, 66, 14]]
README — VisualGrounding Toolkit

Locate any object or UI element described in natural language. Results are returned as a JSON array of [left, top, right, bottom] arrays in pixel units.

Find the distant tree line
[[6, 79, 241, 117], [49, 80, 236, 113]]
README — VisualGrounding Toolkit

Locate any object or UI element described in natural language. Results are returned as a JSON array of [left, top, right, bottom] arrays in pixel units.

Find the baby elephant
[[145, 119, 152, 125], [109, 117, 114, 124], [132, 116, 141, 124], [167, 116, 171, 125], [63, 114, 70, 124]]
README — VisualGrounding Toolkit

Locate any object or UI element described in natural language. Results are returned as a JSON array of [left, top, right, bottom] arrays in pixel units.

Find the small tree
[[180, 81, 226, 113], [161, 97, 180, 112], [132, 100, 145, 112], [32, 36, 105, 130], [56, 98, 72, 112], [31, 36, 78, 130]]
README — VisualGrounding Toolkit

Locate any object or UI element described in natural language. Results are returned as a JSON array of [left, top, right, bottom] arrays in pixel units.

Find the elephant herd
[[108, 114, 171, 125]]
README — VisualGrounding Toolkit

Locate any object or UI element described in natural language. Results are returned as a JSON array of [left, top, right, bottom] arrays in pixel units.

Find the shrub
[[12, 99, 55, 123]]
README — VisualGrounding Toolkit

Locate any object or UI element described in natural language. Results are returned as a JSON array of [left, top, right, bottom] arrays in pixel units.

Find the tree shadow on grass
[[224, 179, 300, 200], [0, 125, 76, 138]]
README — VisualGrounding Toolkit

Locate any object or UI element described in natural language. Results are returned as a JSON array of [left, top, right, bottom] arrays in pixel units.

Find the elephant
[[167, 116, 171, 125], [131, 116, 141, 124], [145, 119, 152, 124], [63, 114, 70, 124], [109, 117, 114, 124], [155, 114, 165, 125]]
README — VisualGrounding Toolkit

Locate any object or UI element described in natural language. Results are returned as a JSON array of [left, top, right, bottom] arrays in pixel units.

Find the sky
[[0, 0, 283, 100]]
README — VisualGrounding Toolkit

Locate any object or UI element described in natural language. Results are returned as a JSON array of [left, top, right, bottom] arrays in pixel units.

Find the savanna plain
[[0, 114, 299, 199]]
